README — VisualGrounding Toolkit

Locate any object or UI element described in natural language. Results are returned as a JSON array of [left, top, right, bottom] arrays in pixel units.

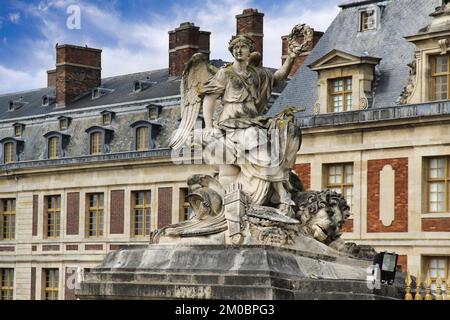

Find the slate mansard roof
[[270, 0, 440, 116]]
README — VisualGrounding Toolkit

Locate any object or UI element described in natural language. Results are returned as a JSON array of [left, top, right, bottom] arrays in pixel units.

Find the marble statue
[[156, 24, 371, 258]]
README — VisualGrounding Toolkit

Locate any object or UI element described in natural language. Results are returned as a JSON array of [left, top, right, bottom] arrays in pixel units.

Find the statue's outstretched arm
[[274, 24, 313, 86]]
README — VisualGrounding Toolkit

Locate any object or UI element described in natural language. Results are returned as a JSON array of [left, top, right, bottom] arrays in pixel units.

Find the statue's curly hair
[[228, 34, 256, 54], [296, 189, 350, 222]]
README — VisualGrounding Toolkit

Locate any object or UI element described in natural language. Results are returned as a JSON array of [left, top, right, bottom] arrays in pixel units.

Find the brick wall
[[293, 163, 311, 190], [236, 8, 264, 65], [66, 192, 79, 235], [158, 187, 173, 228], [343, 219, 354, 233], [397, 255, 407, 272], [422, 218, 450, 232], [367, 158, 408, 233], [110, 190, 125, 234], [56, 45, 102, 106]]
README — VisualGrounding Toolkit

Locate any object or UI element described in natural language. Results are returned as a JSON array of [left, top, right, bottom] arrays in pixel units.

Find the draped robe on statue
[[197, 64, 301, 206]]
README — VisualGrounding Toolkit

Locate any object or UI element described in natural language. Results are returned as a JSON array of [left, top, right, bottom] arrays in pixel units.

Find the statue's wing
[[169, 53, 215, 149]]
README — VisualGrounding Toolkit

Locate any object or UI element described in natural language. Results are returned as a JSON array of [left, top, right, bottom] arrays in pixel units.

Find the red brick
[[397, 255, 407, 272], [110, 190, 125, 234], [158, 187, 173, 228], [293, 163, 311, 190], [343, 218, 354, 233], [66, 192, 79, 235], [422, 218, 450, 232], [236, 8, 264, 65], [367, 158, 408, 233]]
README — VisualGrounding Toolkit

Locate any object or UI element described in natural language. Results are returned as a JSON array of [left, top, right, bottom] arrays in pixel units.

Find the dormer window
[[58, 116, 71, 131], [60, 119, 67, 130], [3, 143, 13, 164], [147, 105, 162, 121], [42, 95, 55, 107], [13, 123, 24, 137], [431, 55, 450, 101], [85, 126, 114, 155], [360, 10, 375, 31], [8, 101, 14, 111], [43, 131, 70, 159], [92, 87, 114, 100], [130, 120, 161, 150], [133, 78, 157, 93], [0, 138, 24, 164], [100, 110, 115, 125], [330, 78, 352, 112], [102, 114, 111, 125], [8, 98, 26, 111]]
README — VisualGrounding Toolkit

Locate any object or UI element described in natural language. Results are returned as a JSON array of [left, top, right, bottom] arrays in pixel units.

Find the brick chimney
[[47, 69, 56, 87], [55, 44, 102, 107], [168, 22, 211, 77], [281, 30, 323, 77], [236, 8, 264, 65]]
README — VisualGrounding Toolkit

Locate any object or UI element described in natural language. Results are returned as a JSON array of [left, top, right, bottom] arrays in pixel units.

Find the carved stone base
[[76, 244, 405, 300]]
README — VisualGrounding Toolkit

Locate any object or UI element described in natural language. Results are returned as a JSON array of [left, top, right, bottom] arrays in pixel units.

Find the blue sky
[[0, 0, 342, 94]]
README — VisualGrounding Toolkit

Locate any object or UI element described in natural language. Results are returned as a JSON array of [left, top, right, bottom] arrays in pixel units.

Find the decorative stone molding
[[438, 38, 449, 55]]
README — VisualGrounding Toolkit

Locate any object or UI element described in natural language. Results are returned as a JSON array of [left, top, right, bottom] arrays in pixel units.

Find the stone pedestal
[[76, 244, 405, 300]]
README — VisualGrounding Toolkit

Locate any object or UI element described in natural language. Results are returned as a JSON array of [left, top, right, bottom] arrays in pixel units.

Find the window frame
[[86, 193, 104, 238], [131, 190, 151, 238], [329, 77, 353, 113], [90, 132, 102, 155], [0, 268, 14, 300], [426, 157, 450, 213], [3, 142, 14, 164], [48, 136, 60, 159], [324, 162, 354, 209], [430, 54, 450, 101], [43, 268, 59, 300], [360, 9, 376, 32], [44, 195, 61, 239], [0, 199, 16, 241], [135, 126, 149, 151]]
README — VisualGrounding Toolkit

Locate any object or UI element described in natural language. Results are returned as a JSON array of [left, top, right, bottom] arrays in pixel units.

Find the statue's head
[[295, 190, 350, 244], [228, 34, 256, 57]]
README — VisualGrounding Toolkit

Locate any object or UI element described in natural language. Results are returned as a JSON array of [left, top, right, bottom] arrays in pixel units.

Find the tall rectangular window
[[14, 126, 21, 137], [90, 132, 102, 155], [48, 137, 60, 159], [0, 269, 14, 300], [425, 256, 449, 293], [325, 163, 354, 208], [360, 10, 375, 31], [431, 55, 450, 101], [427, 157, 450, 212], [329, 78, 352, 112], [45, 195, 61, 239], [86, 193, 104, 237], [0, 199, 15, 240], [148, 107, 158, 120], [136, 126, 149, 151], [3, 142, 14, 164], [132, 191, 151, 237], [43, 269, 59, 300]]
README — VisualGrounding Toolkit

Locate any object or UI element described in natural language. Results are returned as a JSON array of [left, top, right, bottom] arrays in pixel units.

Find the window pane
[[434, 76, 448, 100], [435, 56, 448, 73]]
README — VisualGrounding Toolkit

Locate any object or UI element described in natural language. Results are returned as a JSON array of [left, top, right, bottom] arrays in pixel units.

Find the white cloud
[[8, 13, 21, 24], [0, 0, 340, 94], [0, 65, 46, 94]]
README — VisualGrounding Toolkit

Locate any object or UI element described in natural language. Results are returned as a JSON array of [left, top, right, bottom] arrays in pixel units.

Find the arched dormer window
[[43, 131, 70, 159], [0, 137, 24, 164], [85, 126, 114, 155], [130, 120, 161, 151]]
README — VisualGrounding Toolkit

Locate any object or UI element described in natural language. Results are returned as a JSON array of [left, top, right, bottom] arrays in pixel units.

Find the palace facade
[[1, 0, 450, 300]]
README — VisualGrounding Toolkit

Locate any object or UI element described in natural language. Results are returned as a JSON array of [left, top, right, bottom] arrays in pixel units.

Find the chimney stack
[[281, 30, 323, 77], [55, 44, 102, 107], [236, 8, 264, 65], [47, 69, 56, 87], [168, 22, 211, 77]]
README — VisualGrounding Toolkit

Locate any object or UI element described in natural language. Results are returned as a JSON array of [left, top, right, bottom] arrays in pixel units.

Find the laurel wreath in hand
[[288, 24, 314, 57]]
